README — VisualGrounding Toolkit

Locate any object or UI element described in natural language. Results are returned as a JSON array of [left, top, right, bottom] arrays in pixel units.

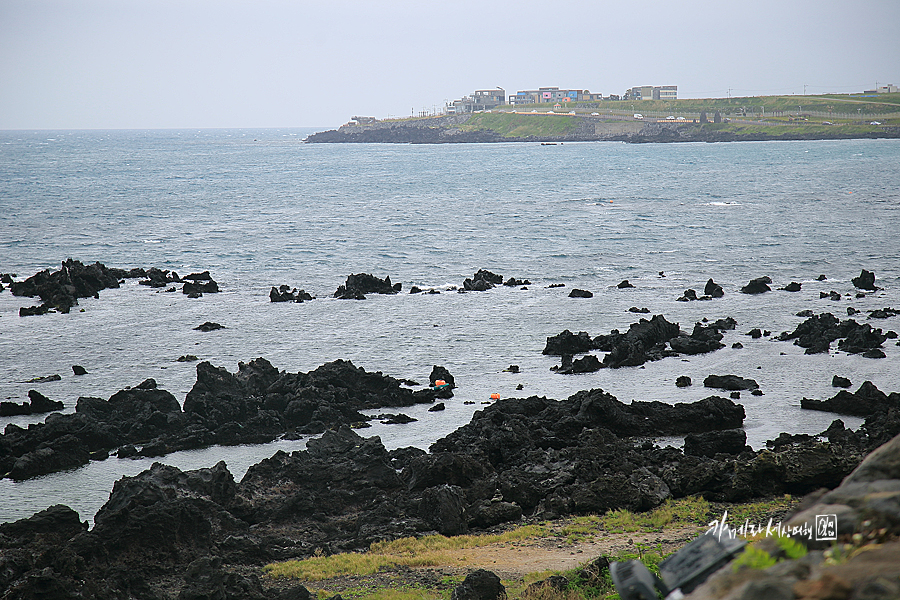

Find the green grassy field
[[506, 92, 900, 117]]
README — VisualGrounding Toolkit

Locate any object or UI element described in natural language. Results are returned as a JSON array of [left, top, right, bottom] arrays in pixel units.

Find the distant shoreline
[[304, 113, 900, 144]]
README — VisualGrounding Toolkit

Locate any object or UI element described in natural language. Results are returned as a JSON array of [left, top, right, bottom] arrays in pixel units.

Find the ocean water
[[2, 129, 900, 524]]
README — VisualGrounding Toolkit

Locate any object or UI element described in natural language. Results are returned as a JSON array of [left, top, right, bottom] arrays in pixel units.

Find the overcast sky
[[1, 0, 898, 130]]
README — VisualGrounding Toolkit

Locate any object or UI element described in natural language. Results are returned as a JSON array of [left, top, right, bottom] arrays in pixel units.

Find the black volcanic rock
[[567, 354, 602, 373], [802, 381, 900, 417], [194, 321, 225, 332], [10, 259, 142, 314], [503, 277, 530, 286], [420, 484, 469, 535], [139, 267, 180, 288], [832, 375, 852, 388], [27, 390, 64, 413], [568, 288, 593, 298], [668, 320, 732, 355], [72, 364, 88, 375], [0, 358, 443, 481], [704, 278, 724, 298], [781, 281, 802, 292], [463, 269, 503, 291], [852, 269, 877, 290], [703, 374, 759, 391], [740, 276, 772, 294], [683, 429, 749, 458], [270, 285, 313, 302], [4, 383, 894, 598], [593, 314, 681, 368], [182, 271, 219, 294], [543, 330, 594, 355], [616, 280, 635, 289], [451, 569, 506, 600], [429, 365, 456, 388], [0, 390, 64, 417], [676, 376, 692, 388], [777, 312, 887, 356], [334, 273, 400, 298]]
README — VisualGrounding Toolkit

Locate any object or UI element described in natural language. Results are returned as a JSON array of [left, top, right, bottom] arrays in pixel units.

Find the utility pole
[[804, 84, 807, 95]]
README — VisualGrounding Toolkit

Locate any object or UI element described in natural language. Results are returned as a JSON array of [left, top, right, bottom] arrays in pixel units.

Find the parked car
[[591, 112, 599, 116], [666, 115, 675, 120], [871, 121, 882, 125], [676, 116, 686, 121], [633, 114, 643, 119]]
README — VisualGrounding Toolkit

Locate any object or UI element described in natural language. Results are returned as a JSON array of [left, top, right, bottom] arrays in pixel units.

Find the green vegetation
[[461, 113, 578, 138], [265, 496, 800, 600], [264, 495, 799, 584], [731, 534, 807, 572], [509, 92, 900, 117], [265, 525, 549, 581], [693, 121, 893, 136]]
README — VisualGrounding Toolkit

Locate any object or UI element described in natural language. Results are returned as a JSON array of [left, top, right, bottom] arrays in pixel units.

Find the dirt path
[[438, 525, 702, 580]]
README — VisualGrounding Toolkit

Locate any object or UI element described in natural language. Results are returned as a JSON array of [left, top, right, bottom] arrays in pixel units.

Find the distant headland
[[305, 90, 900, 144]]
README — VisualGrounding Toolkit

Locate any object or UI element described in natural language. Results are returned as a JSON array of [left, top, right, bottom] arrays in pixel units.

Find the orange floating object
[[490, 393, 501, 400], [434, 380, 446, 387]]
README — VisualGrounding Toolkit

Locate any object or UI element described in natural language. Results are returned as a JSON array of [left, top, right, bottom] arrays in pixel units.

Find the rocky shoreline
[[3, 262, 900, 598], [302, 115, 900, 144], [1, 384, 899, 598]]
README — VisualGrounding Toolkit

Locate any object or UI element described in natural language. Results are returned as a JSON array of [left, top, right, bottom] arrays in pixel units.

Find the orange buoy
[[435, 380, 446, 387], [490, 393, 501, 400]]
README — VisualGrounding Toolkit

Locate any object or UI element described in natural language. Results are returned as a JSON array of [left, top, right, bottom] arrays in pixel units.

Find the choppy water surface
[[2, 129, 899, 523]]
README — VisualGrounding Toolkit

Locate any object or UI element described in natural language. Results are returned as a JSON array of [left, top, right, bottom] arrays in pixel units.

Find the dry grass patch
[[265, 526, 549, 581]]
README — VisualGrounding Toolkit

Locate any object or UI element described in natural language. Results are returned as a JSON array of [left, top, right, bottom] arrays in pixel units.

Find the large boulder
[[852, 269, 877, 291], [451, 570, 506, 600], [420, 484, 469, 535]]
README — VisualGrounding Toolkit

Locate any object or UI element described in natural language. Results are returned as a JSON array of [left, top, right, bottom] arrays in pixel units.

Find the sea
[[2, 128, 900, 525]]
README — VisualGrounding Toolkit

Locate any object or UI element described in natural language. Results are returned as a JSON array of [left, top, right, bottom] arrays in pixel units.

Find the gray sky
[[1, 0, 898, 130]]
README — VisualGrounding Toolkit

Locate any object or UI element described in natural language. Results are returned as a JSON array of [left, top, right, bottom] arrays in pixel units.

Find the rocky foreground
[[2, 371, 900, 598]]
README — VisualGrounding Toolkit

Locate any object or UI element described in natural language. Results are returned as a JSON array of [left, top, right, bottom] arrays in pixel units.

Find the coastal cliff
[[304, 113, 900, 144]]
